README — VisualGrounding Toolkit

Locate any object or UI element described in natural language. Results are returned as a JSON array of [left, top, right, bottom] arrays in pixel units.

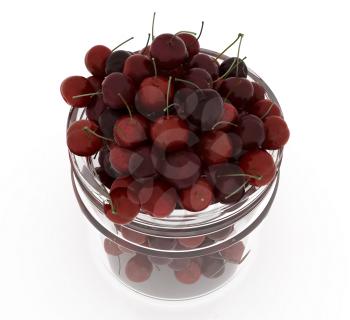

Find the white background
[[0, 0, 349, 319]]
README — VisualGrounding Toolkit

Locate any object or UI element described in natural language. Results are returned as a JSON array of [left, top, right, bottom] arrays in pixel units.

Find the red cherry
[[104, 188, 140, 224], [179, 178, 213, 212], [150, 115, 190, 152], [220, 241, 245, 263], [181, 68, 213, 89], [125, 254, 153, 283], [177, 33, 200, 57], [121, 227, 147, 245], [123, 54, 153, 84], [239, 150, 276, 186], [178, 235, 205, 249], [237, 114, 265, 149], [102, 72, 135, 109], [207, 225, 234, 241], [263, 116, 290, 149], [128, 145, 156, 179], [60, 76, 94, 108], [199, 131, 233, 165], [248, 99, 282, 119], [219, 77, 254, 109], [87, 75, 103, 91], [213, 102, 238, 131], [150, 33, 188, 69], [86, 95, 107, 122], [174, 260, 201, 284], [110, 176, 140, 193], [104, 238, 122, 256], [138, 180, 177, 218], [189, 53, 219, 79], [109, 145, 133, 175], [85, 45, 111, 77], [67, 120, 103, 156], [249, 81, 266, 105], [113, 114, 148, 148]]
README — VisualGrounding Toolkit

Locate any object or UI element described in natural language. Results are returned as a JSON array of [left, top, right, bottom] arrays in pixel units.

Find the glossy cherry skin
[[249, 82, 266, 106], [220, 241, 245, 263], [98, 107, 127, 139], [219, 77, 254, 109], [177, 33, 200, 58], [199, 131, 233, 165], [102, 72, 135, 109], [85, 45, 111, 77], [121, 227, 147, 245], [248, 99, 282, 119], [98, 146, 119, 179], [263, 116, 290, 149], [67, 120, 103, 156], [219, 57, 248, 78], [60, 76, 94, 108], [226, 132, 243, 159], [138, 179, 177, 218], [109, 145, 133, 175], [175, 260, 201, 284], [201, 255, 226, 279], [179, 178, 213, 211], [150, 33, 188, 69], [86, 95, 107, 122], [150, 115, 190, 152], [189, 53, 219, 79], [128, 145, 156, 179], [181, 68, 213, 89], [207, 225, 234, 241], [237, 114, 265, 149], [214, 102, 238, 131], [239, 150, 276, 186], [123, 54, 153, 84], [87, 76, 103, 92], [125, 254, 153, 283], [104, 238, 122, 256], [104, 188, 140, 224], [178, 235, 205, 249], [113, 114, 148, 148], [105, 50, 132, 75]]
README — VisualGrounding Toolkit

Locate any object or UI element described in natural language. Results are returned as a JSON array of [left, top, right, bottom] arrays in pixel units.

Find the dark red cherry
[[239, 150, 276, 186], [226, 132, 243, 159], [104, 238, 123, 256], [125, 254, 153, 283], [178, 235, 205, 249], [87, 76, 103, 91], [248, 99, 282, 119], [150, 115, 190, 151], [60, 76, 94, 108], [67, 120, 103, 156], [85, 45, 111, 77], [219, 57, 248, 78], [105, 50, 132, 75], [249, 82, 266, 105], [177, 33, 200, 58], [207, 225, 234, 241], [150, 33, 188, 69], [219, 77, 254, 109], [123, 54, 153, 84], [128, 145, 156, 179], [181, 68, 212, 89], [263, 116, 290, 149], [237, 114, 265, 149], [98, 107, 127, 139], [174, 260, 201, 284], [220, 241, 245, 263], [201, 255, 226, 279], [95, 167, 115, 189], [109, 145, 133, 175], [189, 53, 219, 79], [113, 114, 148, 148], [102, 72, 135, 109], [121, 227, 147, 245], [86, 95, 107, 122], [199, 131, 232, 165], [213, 102, 238, 131], [98, 146, 119, 179], [138, 179, 177, 218], [179, 178, 213, 211]]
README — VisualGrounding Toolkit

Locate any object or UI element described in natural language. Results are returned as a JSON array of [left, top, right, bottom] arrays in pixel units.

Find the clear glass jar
[[68, 49, 283, 300]]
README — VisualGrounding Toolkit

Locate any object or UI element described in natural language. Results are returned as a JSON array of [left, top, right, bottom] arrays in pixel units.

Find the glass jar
[[68, 49, 283, 300]]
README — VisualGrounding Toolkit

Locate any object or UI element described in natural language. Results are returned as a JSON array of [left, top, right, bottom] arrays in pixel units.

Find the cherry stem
[[215, 33, 244, 61], [82, 126, 113, 142], [151, 12, 156, 40], [152, 58, 157, 77], [107, 199, 118, 215], [213, 56, 247, 83], [111, 36, 134, 52], [260, 102, 275, 119], [211, 121, 238, 130], [166, 76, 172, 117], [224, 181, 247, 200], [235, 34, 244, 77], [175, 31, 197, 36], [197, 21, 204, 40], [163, 103, 176, 112], [174, 78, 201, 90], [72, 91, 101, 99], [117, 93, 133, 119], [219, 173, 262, 180], [141, 33, 151, 54]]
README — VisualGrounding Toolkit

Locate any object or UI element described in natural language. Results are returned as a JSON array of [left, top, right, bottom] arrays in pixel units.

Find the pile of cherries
[[61, 22, 289, 225]]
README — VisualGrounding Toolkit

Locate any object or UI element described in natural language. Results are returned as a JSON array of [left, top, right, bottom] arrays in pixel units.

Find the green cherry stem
[[82, 126, 114, 142], [260, 102, 275, 119], [215, 33, 243, 61], [141, 33, 151, 54], [166, 76, 173, 118], [151, 12, 156, 40], [211, 121, 238, 130], [163, 103, 177, 112], [235, 34, 244, 77], [117, 93, 133, 119], [72, 91, 102, 99], [152, 58, 158, 77], [111, 36, 134, 52], [197, 21, 204, 40]]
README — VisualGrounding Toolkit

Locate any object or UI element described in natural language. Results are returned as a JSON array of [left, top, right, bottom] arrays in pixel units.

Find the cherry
[[123, 54, 153, 84], [87, 76, 103, 91], [157, 150, 201, 189], [98, 146, 118, 178], [263, 116, 290, 149], [168, 258, 191, 271], [138, 179, 177, 218], [174, 260, 201, 284], [249, 82, 266, 105], [113, 114, 148, 148], [121, 227, 147, 245], [239, 150, 276, 186], [177, 33, 200, 58], [181, 68, 213, 89], [179, 178, 213, 212], [109, 144, 133, 175], [207, 225, 234, 241], [98, 107, 127, 139], [104, 238, 123, 256], [237, 114, 265, 149], [105, 50, 132, 75], [60, 76, 94, 108], [220, 241, 245, 263], [150, 115, 190, 151], [104, 188, 140, 224], [102, 72, 135, 109], [128, 145, 156, 179], [85, 45, 111, 77], [219, 57, 248, 78], [226, 132, 243, 159], [219, 77, 254, 109], [110, 176, 141, 193], [148, 237, 177, 250], [150, 33, 188, 69], [86, 95, 107, 122], [201, 255, 226, 279], [248, 99, 281, 119], [125, 254, 153, 283], [178, 235, 205, 249], [198, 131, 232, 165], [212, 102, 238, 131], [67, 120, 103, 156], [96, 167, 115, 189], [189, 53, 219, 79]]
